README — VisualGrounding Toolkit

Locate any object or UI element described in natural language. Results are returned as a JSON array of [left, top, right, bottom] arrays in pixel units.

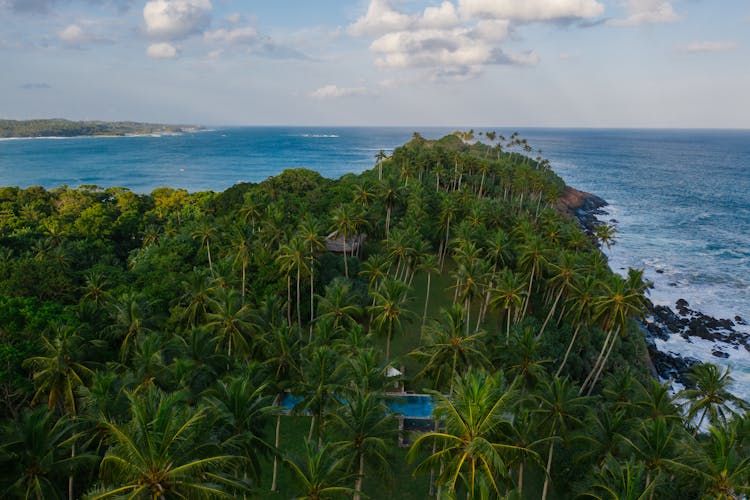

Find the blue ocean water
[[2, 126, 749, 390]]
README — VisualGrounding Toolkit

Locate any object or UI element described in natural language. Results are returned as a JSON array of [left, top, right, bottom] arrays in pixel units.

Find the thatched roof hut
[[325, 232, 366, 253]]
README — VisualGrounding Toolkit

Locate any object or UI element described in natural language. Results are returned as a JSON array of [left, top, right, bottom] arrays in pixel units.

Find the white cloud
[[420, 1, 460, 29], [309, 85, 375, 99], [58, 24, 84, 43], [609, 0, 678, 26], [457, 0, 604, 22], [225, 12, 241, 24], [348, 0, 413, 36], [143, 0, 211, 40], [681, 41, 738, 53], [146, 41, 178, 58], [204, 26, 257, 44]]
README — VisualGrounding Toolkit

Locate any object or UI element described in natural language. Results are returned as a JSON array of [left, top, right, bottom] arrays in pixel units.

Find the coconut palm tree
[[261, 323, 302, 492], [329, 390, 397, 500], [206, 288, 254, 360], [284, 440, 355, 500], [228, 222, 253, 304], [534, 376, 589, 500], [581, 457, 655, 500], [24, 325, 93, 417], [679, 364, 747, 434], [583, 273, 646, 395], [369, 278, 414, 361], [411, 304, 490, 397], [408, 369, 532, 498], [203, 367, 274, 486], [276, 236, 309, 329], [375, 149, 388, 181], [91, 388, 246, 499], [191, 218, 217, 274], [674, 425, 750, 499], [316, 278, 363, 330], [298, 216, 327, 336], [329, 203, 364, 279], [489, 269, 527, 342], [0, 407, 92, 500], [298, 345, 343, 445]]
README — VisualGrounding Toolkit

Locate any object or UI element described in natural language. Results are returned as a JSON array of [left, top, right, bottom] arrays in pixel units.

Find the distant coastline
[[0, 118, 202, 139]]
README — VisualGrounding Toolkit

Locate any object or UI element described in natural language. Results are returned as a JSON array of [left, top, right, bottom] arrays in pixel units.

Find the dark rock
[[712, 350, 730, 359], [736, 315, 747, 325], [656, 269, 664, 274], [676, 298, 689, 309]]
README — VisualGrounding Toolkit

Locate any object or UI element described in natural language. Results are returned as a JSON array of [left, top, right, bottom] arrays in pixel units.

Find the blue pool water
[[280, 392, 436, 419]]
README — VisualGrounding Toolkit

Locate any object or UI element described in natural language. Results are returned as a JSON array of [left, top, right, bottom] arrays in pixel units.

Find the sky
[[1, 0, 748, 128]]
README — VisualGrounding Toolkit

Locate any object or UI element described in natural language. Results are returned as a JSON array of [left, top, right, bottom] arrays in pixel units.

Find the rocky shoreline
[[566, 185, 749, 389]]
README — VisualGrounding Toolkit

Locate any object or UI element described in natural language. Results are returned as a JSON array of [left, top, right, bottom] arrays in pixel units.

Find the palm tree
[[191, 218, 217, 274], [298, 216, 327, 337], [674, 425, 750, 499], [412, 304, 490, 397], [316, 278, 363, 330], [679, 364, 747, 434], [228, 222, 253, 304], [581, 457, 655, 500], [91, 388, 247, 498], [417, 253, 439, 329], [108, 291, 152, 362], [408, 370, 532, 498], [206, 288, 254, 360], [24, 325, 93, 417], [276, 236, 309, 329], [329, 390, 397, 500], [595, 223, 618, 249], [489, 269, 526, 342], [329, 203, 364, 278], [583, 273, 646, 395], [556, 274, 598, 377], [284, 440, 355, 500], [369, 278, 414, 361], [203, 367, 275, 486], [537, 252, 579, 339], [534, 376, 589, 500], [261, 323, 302, 492], [298, 345, 342, 445], [517, 235, 550, 319], [375, 149, 388, 181], [620, 417, 681, 497], [0, 408, 92, 500]]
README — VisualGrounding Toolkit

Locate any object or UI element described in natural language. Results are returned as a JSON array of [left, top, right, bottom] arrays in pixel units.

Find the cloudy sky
[[1, 0, 748, 127]]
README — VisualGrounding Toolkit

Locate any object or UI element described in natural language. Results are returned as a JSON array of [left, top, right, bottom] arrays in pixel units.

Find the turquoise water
[[2, 126, 749, 393], [280, 393, 435, 419]]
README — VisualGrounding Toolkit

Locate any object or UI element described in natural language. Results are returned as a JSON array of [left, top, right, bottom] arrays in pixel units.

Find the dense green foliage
[[0, 118, 198, 138], [0, 132, 748, 499]]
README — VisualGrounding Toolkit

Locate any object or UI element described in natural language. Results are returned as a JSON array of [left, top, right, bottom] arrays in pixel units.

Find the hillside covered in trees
[[0, 132, 748, 499], [0, 118, 199, 138]]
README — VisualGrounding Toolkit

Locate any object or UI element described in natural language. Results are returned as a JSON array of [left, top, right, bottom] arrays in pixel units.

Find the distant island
[[0, 118, 202, 138]]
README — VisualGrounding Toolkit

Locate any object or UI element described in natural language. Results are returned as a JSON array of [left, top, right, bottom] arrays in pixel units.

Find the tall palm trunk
[[287, 275, 292, 325], [556, 324, 582, 377], [581, 324, 619, 395], [521, 262, 536, 319], [354, 452, 365, 500], [421, 271, 432, 330], [587, 328, 621, 396], [386, 321, 393, 361], [271, 394, 282, 491], [541, 439, 555, 500], [206, 238, 213, 274], [343, 233, 349, 278], [537, 287, 564, 339], [309, 255, 315, 342], [296, 266, 302, 329]]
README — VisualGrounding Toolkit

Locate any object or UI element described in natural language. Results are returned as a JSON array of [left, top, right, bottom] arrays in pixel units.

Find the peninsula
[[0, 118, 201, 138]]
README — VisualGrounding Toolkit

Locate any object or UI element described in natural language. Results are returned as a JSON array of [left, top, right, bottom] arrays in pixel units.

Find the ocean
[[2, 127, 749, 396]]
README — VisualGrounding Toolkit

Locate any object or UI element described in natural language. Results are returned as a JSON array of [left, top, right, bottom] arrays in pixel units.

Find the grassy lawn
[[257, 415, 431, 499]]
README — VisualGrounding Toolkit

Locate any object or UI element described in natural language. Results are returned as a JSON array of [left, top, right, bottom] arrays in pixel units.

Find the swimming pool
[[279, 393, 436, 419]]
